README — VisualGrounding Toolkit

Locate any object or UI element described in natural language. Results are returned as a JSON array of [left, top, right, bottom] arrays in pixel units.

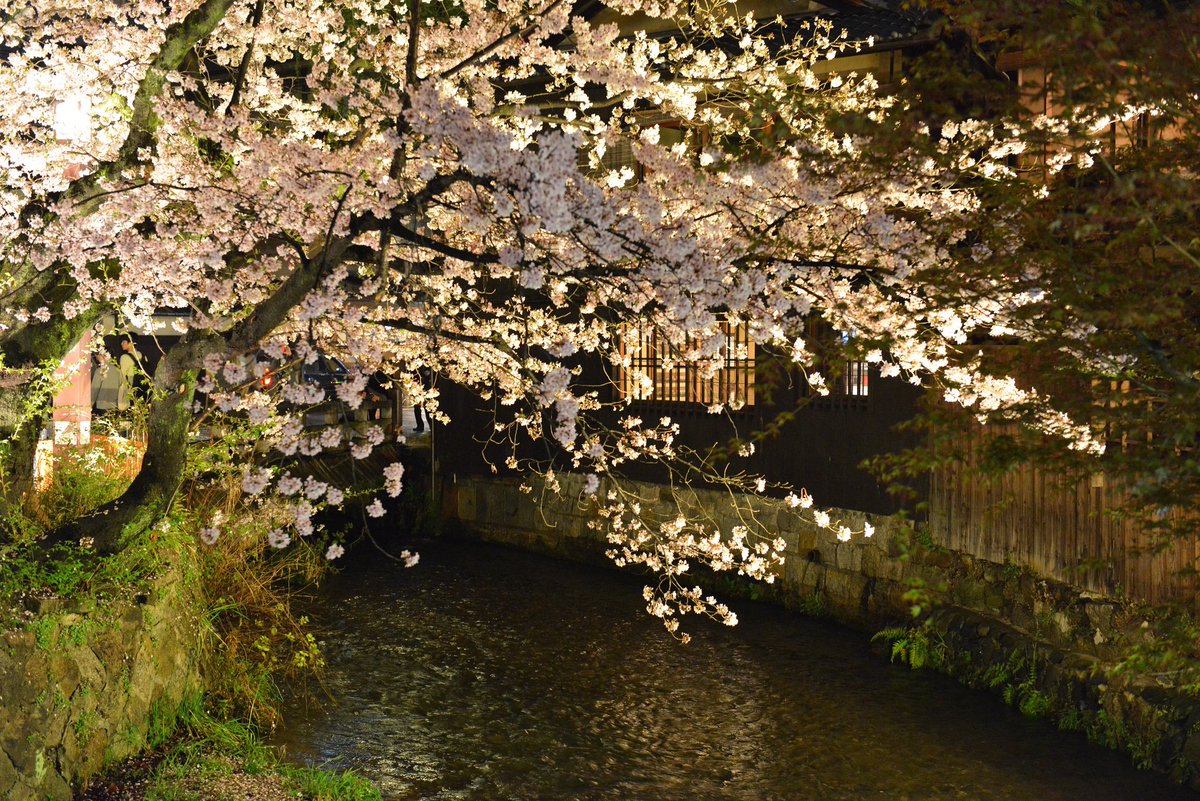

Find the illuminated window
[[1092, 378, 1159, 451], [1134, 111, 1155, 149], [836, 359, 870, 397], [592, 124, 693, 185], [808, 327, 869, 402], [617, 320, 755, 407]]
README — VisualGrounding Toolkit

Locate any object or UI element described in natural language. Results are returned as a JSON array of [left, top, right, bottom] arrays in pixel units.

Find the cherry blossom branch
[[384, 222, 499, 265], [370, 318, 505, 347], [112, 0, 239, 177], [404, 0, 421, 89], [437, 0, 569, 82], [226, 0, 268, 115]]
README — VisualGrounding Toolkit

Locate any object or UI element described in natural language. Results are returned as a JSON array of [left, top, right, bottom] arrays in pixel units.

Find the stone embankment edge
[[0, 560, 201, 801], [444, 473, 1200, 791]]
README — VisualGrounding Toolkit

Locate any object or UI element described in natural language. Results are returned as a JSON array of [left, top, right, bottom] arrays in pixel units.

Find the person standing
[[116, 339, 144, 411], [412, 366, 432, 433], [91, 350, 120, 412]]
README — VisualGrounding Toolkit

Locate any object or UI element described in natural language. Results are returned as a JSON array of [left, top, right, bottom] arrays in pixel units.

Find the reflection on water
[[272, 540, 1195, 801]]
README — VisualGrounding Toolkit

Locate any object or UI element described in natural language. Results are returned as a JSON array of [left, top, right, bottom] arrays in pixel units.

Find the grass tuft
[[130, 691, 380, 801]]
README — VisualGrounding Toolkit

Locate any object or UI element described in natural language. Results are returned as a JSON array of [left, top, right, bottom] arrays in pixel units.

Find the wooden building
[[437, 0, 941, 516]]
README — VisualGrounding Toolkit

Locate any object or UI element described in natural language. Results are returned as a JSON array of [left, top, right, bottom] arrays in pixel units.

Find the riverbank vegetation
[[78, 692, 380, 801], [0, 446, 378, 800], [2, 0, 1200, 793]]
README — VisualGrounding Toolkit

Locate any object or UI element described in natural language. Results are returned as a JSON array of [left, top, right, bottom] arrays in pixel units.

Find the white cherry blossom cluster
[[1, 0, 1116, 629]]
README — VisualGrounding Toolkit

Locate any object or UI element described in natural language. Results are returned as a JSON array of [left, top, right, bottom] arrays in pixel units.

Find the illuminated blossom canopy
[[0, 0, 1073, 633]]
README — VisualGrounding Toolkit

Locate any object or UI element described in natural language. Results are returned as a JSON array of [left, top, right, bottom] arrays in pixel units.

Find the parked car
[[301, 355, 349, 392]]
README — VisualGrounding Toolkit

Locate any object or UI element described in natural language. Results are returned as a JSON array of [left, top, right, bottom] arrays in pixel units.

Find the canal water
[[273, 540, 1196, 801]]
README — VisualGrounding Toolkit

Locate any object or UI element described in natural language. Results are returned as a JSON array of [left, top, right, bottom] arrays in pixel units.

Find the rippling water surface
[[272, 540, 1195, 801]]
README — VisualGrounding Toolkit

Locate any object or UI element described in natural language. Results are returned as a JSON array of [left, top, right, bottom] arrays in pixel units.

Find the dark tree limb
[[39, 229, 355, 554], [226, 0, 268, 114], [0, 0, 238, 526], [0, 283, 104, 535]]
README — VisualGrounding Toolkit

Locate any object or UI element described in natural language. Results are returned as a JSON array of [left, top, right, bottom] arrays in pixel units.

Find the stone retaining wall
[[445, 473, 1200, 790], [0, 564, 200, 800]]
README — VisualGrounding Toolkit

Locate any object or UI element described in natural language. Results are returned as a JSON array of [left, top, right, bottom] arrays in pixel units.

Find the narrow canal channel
[[272, 540, 1195, 801]]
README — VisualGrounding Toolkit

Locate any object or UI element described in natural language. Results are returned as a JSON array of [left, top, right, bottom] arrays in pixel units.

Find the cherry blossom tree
[[867, 0, 1200, 544], [0, 0, 1051, 633]]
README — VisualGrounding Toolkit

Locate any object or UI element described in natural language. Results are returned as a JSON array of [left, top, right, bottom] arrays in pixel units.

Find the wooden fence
[[928, 434, 1198, 606]]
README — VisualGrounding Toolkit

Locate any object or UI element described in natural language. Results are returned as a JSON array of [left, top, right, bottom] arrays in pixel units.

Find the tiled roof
[[821, 6, 933, 45], [692, 4, 934, 62]]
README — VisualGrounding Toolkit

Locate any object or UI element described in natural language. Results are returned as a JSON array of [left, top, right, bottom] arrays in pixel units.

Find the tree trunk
[[0, 384, 46, 528], [42, 371, 196, 554], [36, 231, 350, 556], [0, 301, 101, 538]]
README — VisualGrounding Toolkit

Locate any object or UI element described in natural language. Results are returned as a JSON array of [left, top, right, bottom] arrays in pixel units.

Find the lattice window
[[617, 320, 755, 407], [809, 326, 869, 402], [591, 125, 691, 185], [836, 358, 870, 397], [1092, 378, 1159, 451], [1134, 111, 1154, 149], [597, 137, 638, 182]]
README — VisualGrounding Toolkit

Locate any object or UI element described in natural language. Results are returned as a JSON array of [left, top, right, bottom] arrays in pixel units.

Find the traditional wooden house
[[435, 0, 1200, 608], [436, 0, 943, 515]]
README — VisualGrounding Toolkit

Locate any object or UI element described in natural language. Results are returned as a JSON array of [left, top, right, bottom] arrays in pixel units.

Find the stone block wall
[[0, 566, 200, 800], [445, 473, 1200, 789], [446, 473, 915, 625]]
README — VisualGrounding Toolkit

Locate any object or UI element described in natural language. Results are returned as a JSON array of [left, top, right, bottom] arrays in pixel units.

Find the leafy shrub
[[873, 621, 948, 670]]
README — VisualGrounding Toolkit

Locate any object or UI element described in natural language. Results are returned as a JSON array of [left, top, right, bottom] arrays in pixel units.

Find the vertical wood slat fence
[[928, 427, 1198, 606]]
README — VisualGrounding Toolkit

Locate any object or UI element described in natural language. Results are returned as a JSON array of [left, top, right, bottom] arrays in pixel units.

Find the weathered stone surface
[[455, 483, 478, 522], [0, 561, 200, 800], [782, 554, 823, 594], [861, 545, 905, 583], [823, 569, 869, 610]]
